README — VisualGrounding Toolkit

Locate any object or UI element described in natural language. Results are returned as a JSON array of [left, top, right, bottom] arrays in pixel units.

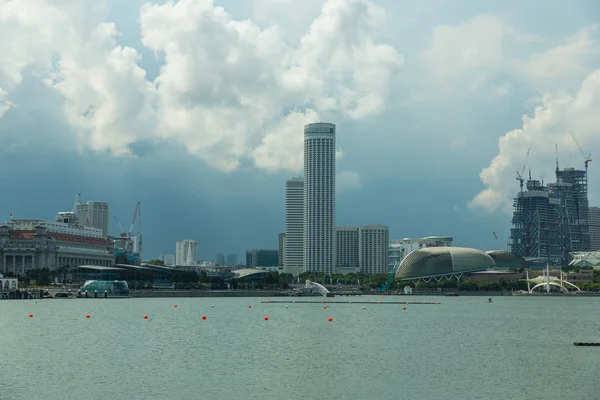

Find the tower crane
[[569, 131, 592, 175], [72, 193, 81, 214], [516, 148, 531, 193]]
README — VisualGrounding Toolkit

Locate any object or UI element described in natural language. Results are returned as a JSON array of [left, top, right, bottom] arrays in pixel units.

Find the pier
[[262, 300, 439, 305], [0, 289, 43, 300]]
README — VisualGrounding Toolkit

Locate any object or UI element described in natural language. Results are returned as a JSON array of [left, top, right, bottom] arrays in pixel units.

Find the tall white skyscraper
[[359, 225, 389, 274], [76, 201, 109, 236], [303, 122, 336, 274], [285, 177, 304, 276], [176, 240, 197, 266]]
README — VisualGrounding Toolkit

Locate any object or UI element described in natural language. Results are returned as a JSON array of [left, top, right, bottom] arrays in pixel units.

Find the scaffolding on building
[[510, 178, 563, 263]]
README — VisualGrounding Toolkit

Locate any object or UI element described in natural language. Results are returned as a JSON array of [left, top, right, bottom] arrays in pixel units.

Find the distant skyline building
[[590, 207, 600, 251], [76, 201, 109, 236], [225, 253, 238, 265], [336, 227, 359, 268], [552, 167, 590, 254], [176, 240, 197, 266], [359, 224, 389, 274], [303, 122, 336, 275], [158, 253, 175, 266], [285, 177, 304, 276], [278, 233, 286, 266], [215, 253, 225, 265], [246, 249, 278, 269]]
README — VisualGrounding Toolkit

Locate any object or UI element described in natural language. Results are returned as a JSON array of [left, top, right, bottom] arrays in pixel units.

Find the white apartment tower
[[359, 225, 389, 274], [304, 122, 336, 274], [76, 201, 109, 236], [285, 177, 304, 276], [176, 240, 197, 266], [590, 207, 600, 251], [336, 227, 359, 268]]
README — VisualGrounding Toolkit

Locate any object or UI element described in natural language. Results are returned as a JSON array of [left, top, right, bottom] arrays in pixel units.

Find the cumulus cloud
[[0, 0, 401, 172], [139, 0, 402, 171], [470, 69, 600, 213]]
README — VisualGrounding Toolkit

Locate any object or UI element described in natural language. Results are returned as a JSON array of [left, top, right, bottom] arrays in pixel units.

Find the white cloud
[[0, 0, 401, 172], [139, 0, 402, 171], [337, 170, 362, 194], [420, 14, 598, 93], [470, 69, 600, 213]]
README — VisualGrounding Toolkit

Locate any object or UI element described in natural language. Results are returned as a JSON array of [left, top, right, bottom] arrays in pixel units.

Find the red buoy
[[264, 316, 269, 321], [143, 315, 148, 319], [174, 304, 178, 308], [86, 314, 91, 319], [403, 306, 407, 310], [248, 305, 251, 308], [202, 315, 207, 320], [328, 317, 333, 322], [28, 313, 33, 318], [323, 306, 327, 309]]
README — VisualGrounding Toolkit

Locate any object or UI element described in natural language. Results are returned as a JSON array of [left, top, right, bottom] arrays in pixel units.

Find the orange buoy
[[202, 315, 207, 320], [29, 313, 33, 318], [86, 314, 91, 319], [328, 317, 333, 322], [323, 306, 327, 309], [174, 304, 178, 308], [143, 315, 148, 319], [264, 316, 269, 321], [377, 302, 380, 304], [435, 302, 439, 305]]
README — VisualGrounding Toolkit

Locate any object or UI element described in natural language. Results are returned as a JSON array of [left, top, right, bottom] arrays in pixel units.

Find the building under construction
[[510, 168, 590, 265]]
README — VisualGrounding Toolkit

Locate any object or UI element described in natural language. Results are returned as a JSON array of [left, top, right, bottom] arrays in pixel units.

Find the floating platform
[[262, 300, 439, 305], [573, 342, 600, 346]]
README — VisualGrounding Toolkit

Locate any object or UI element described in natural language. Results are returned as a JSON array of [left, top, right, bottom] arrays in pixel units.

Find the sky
[[0, 0, 599, 261]]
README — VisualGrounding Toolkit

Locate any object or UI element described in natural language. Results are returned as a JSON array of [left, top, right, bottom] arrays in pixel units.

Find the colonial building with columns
[[0, 219, 114, 276]]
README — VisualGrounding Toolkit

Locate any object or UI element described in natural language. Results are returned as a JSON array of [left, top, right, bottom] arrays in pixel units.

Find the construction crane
[[114, 217, 127, 238], [493, 232, 498, 240], [569, 131, 592, 173], [137, 204, 142, 262], [516, 148, 531, 193]]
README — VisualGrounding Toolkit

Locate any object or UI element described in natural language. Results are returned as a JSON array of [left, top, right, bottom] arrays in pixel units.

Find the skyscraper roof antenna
[[555, 144, 559, 173]]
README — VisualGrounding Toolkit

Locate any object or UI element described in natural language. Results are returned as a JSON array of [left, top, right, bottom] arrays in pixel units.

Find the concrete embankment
[[130, 290, 279, 298]]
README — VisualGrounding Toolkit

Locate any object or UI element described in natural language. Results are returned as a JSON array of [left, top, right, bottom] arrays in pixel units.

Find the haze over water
[[2, 296, 599, 399]]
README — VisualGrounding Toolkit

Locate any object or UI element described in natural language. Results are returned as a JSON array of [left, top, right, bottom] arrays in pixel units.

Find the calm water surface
[[1, 295, 599, 399]]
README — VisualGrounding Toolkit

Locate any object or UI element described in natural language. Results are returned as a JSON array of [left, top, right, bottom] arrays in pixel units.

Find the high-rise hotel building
[[303, 122, 336, 274], [285, 177, 304, 276]]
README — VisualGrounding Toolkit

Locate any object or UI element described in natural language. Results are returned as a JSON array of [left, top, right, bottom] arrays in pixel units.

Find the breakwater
[[131, 290, 279, 298]]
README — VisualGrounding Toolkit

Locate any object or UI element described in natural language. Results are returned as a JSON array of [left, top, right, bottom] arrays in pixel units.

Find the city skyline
[[1, 0, 599, 259]]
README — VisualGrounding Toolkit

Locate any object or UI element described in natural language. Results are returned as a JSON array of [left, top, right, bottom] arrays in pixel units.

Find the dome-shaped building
[[485, 250, 529, 269], [396, 247, 496, 280]]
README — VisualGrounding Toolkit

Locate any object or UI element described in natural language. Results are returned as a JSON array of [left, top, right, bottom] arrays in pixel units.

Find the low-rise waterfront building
[[0, 219, 114, 275]]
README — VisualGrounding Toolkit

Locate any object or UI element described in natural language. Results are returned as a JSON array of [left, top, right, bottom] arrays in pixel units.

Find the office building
[[246, 249, 279, 269], [176, 240, 197, 266], [389, 236, 453, 268], [336, 227, 359, 268], [225, 253, 238, 265], [590, 206, 600, 251], [285, 177, 304, 276], [303, 122, 336, 274], [158, 253, 175, 266], [76, 201, 109, 236], [278, 233, 286, 266], [359, 224, 389, 274], [215, 253, 225, 265]]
